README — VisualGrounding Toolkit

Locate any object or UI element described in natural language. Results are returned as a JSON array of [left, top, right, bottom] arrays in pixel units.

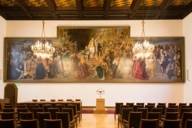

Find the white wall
[[183, 13, 192, 102], [4, 20, 184, 106], [0, 16, 6, 98]]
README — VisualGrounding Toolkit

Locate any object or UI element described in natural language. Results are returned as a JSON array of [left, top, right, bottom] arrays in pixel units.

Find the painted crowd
[[8, 29, 182, 82]]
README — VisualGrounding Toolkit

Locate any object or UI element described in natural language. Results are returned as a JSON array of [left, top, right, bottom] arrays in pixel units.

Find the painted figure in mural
[[96, 57, 108, 80], [48, 59, 58, 78], [88, 38, 96, 58], [35, 58, 46, 80], [77, 56, 89, 79]]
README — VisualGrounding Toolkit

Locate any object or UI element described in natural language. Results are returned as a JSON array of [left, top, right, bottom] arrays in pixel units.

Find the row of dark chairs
[[0, 119, 67, 128], [115, 102, 192, 128], [0, 102, 82, 128]]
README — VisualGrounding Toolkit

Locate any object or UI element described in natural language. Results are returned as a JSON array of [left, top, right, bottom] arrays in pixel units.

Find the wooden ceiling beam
[[15, 0, 32, 19], [0, 8, 8, 19], [182, 2, 192, 18], [46, 0, 57, 18], [155, 0, 174, 19], [104, 0, 112, 18], [130, 0, 142, 18], [76, 0, 84, 17]]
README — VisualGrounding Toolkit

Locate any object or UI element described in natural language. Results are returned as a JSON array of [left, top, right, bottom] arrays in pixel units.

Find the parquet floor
[[78, 114, 118, 128]]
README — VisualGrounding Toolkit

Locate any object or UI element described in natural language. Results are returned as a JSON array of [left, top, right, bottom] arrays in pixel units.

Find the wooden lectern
[[95, 98, 106, 114]]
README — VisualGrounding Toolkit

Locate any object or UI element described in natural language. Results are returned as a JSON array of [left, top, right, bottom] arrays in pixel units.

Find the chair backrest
[[62, 108, 74, 121], [115, 102, 123, 114], [19, 112, 34, 120], [4, 105, 13, 108], [50, 99, 56, 102], [157, 103, 166, 107], [185, 119, 192, 128], [44, 119, 62, 128], [0, 119, 15, 128], [147, 103, 156, 107], [56, 112, 70, 128], [121, 107, 133, 121], [137, 108, 148, 119], [31, 108, 44, 118], [140, 119, 159, 128], [2, 108, 15, 112], [40, 99, 46, 102], [180, 108, 192, 118], [182, 112, 192, 127], [17, 108, 29, 114], [166, 108, 178, 112], [66, 104, 77, 116], [47, 108, 60, 119], [168, 103, 177, 108], [0, 112, 15, 119], [152, 108, 164, 115], [165, 112, 179, 120], [163, 119, 181, 128], [20, 119, 38, 128], [147, 112, 161, 120], [58, 99, 64, 102], [129, 112, 142, 128], [37, 112, 51, 128], [32, 99, 38, 102], [179, 103, 187, 108], [126, 103, 134, 107], [136, 103, 145, 107], [145, 105, 155, 112]]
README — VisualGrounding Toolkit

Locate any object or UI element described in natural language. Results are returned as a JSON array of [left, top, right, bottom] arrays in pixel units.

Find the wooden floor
[[78, 114, 118, 128]]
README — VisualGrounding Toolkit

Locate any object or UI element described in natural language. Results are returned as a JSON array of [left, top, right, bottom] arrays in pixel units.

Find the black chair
[[16, 104, 27, 108], [138, 108, 148, 119], [2, 108, 15, 112], [168, 103, 177, 108], [40, 99, 46, 102], [0, 112, 15, 119], [37, 112, 51, 128], [47, 108, 60, 119], [17, 108, 29, 113], [140, 119, 159, 128], [180, 108, 192, 118], [56, 112, 74, 128], [182, 112, 192, 127], [31, 108, 44, 119], [145, 105, 155, 112], [136, 103, 145, 107], [62, 108, 77, 128], [4, 104, 13, 108], [126, 112, 142, 128], [166, 108, 178, 112], [179, 103, 187, 108], [157, 103, 166, 107], [165, 112, 179, 120], [20, 119, 38, 128], [0, 119, 15, 128], [126, 103, 134, 107], [147, 103, 156, 107], [119, 107, 133, 127], [185, 119, 192, 128], [19, 112, 34, 120], [152, 108, 164, 115], [163, 119, 181, 128], [115, 102, 123, 119], [147, 112, 161, 120], [44, 119, 62, 128], [42, 104, 53, 112]]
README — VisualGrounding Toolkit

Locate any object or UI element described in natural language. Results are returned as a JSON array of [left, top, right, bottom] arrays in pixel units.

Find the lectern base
[[95, 109, 106, 114], [95, 98, 106, 114]]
